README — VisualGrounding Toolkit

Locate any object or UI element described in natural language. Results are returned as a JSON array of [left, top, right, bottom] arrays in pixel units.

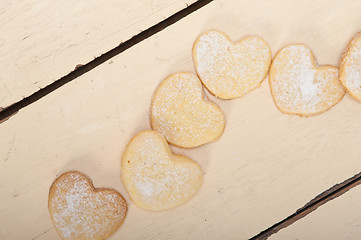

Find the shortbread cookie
[[193, 30, 272, 99], [269, 44, 345, 116], [48, 171, 127, 240], [340, 31, 361, 102], [121, 130, 203, 211], [150, 72, 225, 148]]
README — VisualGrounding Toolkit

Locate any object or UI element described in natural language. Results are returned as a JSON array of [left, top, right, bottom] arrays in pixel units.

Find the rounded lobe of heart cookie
[[340, 31, 361, 102], [150, 72, 225, 148], [121, 130, 203, 211], [269, 44, 345, 116], [48, 171, 127, 240], [193, 30, 272, 99]]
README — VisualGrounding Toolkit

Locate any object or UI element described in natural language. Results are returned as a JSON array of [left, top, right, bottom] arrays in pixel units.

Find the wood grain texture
[[269, 184, 361, 240], [1, 0, 361, 239], [0, 0, 196, 109], [250, 173, 361, 240]]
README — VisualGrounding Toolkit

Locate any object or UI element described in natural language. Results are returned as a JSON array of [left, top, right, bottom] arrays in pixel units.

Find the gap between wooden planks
[[1, 0, 361, 239], [0, 0, 197, 109], [0, 0, 212, 123], [267, 176, 361, 240], [252, 171, 361, 239]]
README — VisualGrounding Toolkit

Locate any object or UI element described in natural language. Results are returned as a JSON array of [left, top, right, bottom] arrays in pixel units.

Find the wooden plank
[[0, 0, 197, 109], [269, 184, 361, 240], [250, 173, 361, 239], [1, 0, 361, 239]]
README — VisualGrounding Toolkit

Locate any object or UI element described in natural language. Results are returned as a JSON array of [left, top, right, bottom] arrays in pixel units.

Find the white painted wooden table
[[0, 0, 196, 108], [269, 184, 361, 240], [1, 0, 361, 239]]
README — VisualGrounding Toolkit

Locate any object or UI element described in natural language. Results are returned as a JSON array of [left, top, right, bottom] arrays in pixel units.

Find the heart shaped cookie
[[48, 171, 127, 240], [340, 31, 361, 102], [269, 44, 345, 116], [150, 72, 225, 148], [121, 130, 203, 211], [193, 30, 272, 99]]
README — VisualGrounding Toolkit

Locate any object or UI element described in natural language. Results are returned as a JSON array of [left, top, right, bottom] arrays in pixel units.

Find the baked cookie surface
[[269, 44, 345, 116], [121, 130, 203, 211], [340, 31, 361, 102], [151, 72, 225, 148], [48, 171, 127, 240], [193, 30, 271, 99]]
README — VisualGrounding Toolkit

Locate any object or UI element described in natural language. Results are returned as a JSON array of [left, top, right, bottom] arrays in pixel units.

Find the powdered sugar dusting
[[345, 68, 361, 93], [122, 131, 203, 211], [151, 72, 225, 148], [299, 69, 317, 100], [49, 172, 127, 240], [194, 30, 271, 99], [341, 34, 361, 99], [271, 45, 344, 115]]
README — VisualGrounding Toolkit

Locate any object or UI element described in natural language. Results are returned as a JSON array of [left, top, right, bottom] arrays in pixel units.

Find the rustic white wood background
[[0, 0, 196, 109], [269, 185, 361, 240], [1, 0, 361, 239]]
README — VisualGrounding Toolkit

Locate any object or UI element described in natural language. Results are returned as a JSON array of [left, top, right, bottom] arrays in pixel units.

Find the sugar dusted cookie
[[121, 130, 203, 211], [48, 171, 127, 240], [340, 31, 361, 102], [150, 72, 225, 148], [269, 44, 345, 116], [193, 30, 272, 99]]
